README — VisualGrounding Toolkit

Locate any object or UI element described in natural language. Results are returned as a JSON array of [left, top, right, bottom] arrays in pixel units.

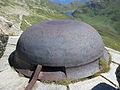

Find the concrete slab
[[0, 68, 28, 90], [33, 82, 67, 90], [69, 76, 117, 90], [106, 47, 120, 64], [110, 52, 120, 65], [8, 36, 20, 45], [4, 44, 16, 57], [101, 63, 119, 87], [106, 47, 120, 55], [0, 56, 9, 71], [0, 44, 15, 71], [0, 68, 67, 90]]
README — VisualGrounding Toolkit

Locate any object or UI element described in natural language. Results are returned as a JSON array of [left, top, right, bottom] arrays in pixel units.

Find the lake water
[[65, 12, 73, 18]]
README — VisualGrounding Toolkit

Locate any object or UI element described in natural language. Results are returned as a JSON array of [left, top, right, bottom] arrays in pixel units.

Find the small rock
[[116, 65, 120, 87], [0, 30, 8, 58], [0, 16, 21, 35], [0, 16, 13, 28]]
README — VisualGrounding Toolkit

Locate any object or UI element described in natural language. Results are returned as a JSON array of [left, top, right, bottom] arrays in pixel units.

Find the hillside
[[0, 0, 120, 52], [49, 0, 92, 4], [38, 0, 85, 12], [73, 0, 120, 51], [0, 0, 72, 30]]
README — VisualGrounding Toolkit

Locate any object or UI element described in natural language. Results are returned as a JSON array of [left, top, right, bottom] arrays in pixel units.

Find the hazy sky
[[49, 0, 91, 4]]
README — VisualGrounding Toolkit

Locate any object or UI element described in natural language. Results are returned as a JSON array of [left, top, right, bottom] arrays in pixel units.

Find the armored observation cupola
[[9, 20, 106, 90]]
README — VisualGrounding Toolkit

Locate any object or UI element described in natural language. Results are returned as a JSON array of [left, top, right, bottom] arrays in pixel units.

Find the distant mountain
[[73, 0, 120, 51], [32, 0, 84, 12], [49, 0, 92, 4]]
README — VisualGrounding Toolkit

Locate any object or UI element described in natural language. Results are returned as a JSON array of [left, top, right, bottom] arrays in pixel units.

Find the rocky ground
[[0, 35, 120, 90]]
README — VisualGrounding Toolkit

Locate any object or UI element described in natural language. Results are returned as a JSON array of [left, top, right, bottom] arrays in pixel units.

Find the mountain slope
[[0, 0, 72, 30], [39, 0, 85, 12], [73, 0, 120, 51], [1, 0, 120, 52]]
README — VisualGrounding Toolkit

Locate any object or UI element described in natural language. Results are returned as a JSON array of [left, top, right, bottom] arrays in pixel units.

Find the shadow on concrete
[[91, 83, 118, 90]]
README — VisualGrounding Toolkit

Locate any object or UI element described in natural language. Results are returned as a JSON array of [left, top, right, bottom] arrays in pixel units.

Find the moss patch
[[99, 58, 110, 73], [40, 72, 102, 86], [40, 78, 89, 86]]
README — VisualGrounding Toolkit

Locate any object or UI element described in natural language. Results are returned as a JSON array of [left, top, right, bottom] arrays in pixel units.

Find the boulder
[[0, 16, 22, 35], [0, 29, 8, 58], [116, 65, 120, 87]]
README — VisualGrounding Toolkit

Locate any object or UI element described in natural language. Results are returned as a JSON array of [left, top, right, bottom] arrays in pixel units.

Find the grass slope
[[73, 0, 120, 51], [0, 0, 72, 30], [20, 3, 72, 30]]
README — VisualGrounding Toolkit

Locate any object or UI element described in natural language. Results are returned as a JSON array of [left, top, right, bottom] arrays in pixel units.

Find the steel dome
[[15, 20, 104, 67]]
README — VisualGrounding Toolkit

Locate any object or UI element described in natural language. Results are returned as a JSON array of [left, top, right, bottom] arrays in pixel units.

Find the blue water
[[49, 0, 92, 4], [65, 12, 73, 18]]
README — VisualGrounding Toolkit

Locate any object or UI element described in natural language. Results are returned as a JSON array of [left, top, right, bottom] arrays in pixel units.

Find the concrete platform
[[69, 76, 117, 90], [0, 36, 120, 90], [0, 68, 66, 90], [8, 36, 20, 45], [106, 47, 120, 64], [101, 63, 119, 87]]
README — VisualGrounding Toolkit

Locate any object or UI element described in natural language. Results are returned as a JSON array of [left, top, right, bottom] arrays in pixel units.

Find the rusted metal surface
[[39, 71, 66, 81], [16, 68, 66, 81], [16, 59, 100, 81], [25, 65, 42, 90], [66, 59, 100, 79], [9, 20, 105, 81], [15, 20, 104, 67]]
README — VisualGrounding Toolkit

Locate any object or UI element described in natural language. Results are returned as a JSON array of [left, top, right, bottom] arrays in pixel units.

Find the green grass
[[0, 1, 9, 7], [40, 78, 90, 86], [20, 15, 48, 30], [99, 58, 110, 73], [20, 5, 72, 30], [93, 25, 120, 51], [0, 0, 72, 31], [73, 15, 120, 51], [73, 0, 120, 51]]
